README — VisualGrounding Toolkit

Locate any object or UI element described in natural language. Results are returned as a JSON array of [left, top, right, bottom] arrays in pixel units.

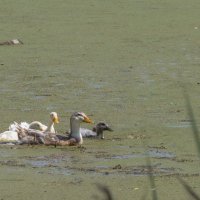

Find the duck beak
[[53, 117, 59, 123], [106, 126, 113, 131], [83, 116, 93, 124]]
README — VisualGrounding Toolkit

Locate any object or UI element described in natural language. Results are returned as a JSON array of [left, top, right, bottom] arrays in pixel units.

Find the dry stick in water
[[95, 183, 113, 200], [145, 154, 158, 200], [183, 89, 200, 159], [176, 176, 200, 200], [142, 138, 158, 200], [177, 87, 200, 199]]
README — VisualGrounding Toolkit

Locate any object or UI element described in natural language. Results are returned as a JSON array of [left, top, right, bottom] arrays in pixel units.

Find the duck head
[[71, 112, 93, 124], [93, 122, 113, 139], [44, 112, 59, 133], [70, 112, 93, 144], [50, 112, 59, 124]]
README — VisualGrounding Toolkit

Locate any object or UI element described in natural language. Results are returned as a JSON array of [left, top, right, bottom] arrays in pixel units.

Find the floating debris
[[113, 164, 122, 169], [0, 39, 23, 45]]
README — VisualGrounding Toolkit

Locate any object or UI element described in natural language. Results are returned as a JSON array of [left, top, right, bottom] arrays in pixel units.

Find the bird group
[[0, 112, 113, 146]]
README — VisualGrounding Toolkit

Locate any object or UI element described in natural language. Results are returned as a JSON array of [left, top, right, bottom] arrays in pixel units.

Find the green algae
[[0, 0, 200, 199]]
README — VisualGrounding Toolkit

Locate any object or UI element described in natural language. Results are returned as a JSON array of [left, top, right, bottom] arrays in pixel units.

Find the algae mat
[[0, 0, 200, 199]]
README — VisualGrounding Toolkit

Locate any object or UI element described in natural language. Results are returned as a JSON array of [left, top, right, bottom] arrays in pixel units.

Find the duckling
[[80, 122, 113, 139]]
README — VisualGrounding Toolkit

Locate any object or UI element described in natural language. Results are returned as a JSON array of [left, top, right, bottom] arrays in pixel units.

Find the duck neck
[[70, 119, 82, 142], [96, 128, 104, 139], [45, 121, 54, 133]]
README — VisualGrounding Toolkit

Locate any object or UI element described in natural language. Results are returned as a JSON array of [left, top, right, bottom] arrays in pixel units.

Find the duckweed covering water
[[0, 0, 200, 199]]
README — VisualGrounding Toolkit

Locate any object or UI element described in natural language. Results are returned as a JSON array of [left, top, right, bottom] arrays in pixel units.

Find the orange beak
[[83, 116, 93, 124], [53, 116, 59, 123]]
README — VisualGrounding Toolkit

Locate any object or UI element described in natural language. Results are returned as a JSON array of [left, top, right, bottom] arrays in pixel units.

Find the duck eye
[[76, 113, 83, 117], [100, 123, 106, 126]]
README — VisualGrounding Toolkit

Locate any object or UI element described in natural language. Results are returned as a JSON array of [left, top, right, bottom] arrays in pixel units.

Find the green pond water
[[0, 0, 200, 199]]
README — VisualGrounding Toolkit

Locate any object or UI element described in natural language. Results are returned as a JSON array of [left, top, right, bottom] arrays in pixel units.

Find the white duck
[[28, 112, 59, 133], [0, 131, 19, 142], [0, 112, 59, 143], [9, 112, 59, 133], [0, 122, 29, 143]]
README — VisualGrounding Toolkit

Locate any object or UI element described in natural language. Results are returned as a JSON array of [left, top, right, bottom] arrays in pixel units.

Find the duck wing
[[29, 121, 48, 131], [9, 122, 29, 132], [0, 131, 19, 142], [80, 128, 97, 137]]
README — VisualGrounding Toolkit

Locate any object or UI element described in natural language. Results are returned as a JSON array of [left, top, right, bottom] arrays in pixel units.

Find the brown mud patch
[[0, 148, 194, 177]]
